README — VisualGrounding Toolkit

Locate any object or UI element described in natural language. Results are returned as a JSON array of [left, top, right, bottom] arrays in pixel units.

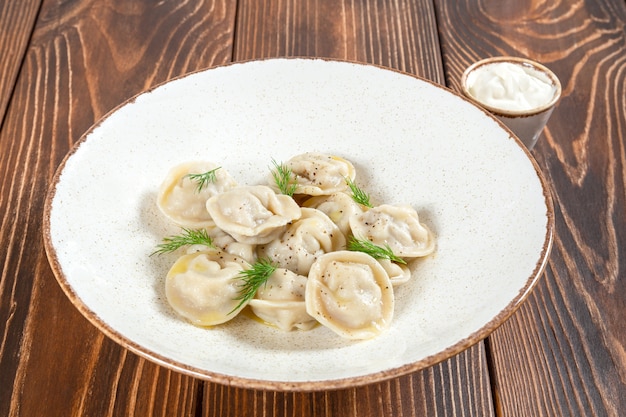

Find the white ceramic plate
[[43, 58, 553, 391]]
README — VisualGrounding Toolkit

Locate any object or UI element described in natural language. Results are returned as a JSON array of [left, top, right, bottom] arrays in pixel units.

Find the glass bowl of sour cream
[[461, 57, 561, 150]]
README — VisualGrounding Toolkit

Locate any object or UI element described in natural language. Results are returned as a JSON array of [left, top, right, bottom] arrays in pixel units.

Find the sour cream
[[465, 61, 557, 112]]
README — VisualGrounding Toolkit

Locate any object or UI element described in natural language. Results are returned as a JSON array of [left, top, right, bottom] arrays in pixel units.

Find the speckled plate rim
[[42, 57, 554, 391]]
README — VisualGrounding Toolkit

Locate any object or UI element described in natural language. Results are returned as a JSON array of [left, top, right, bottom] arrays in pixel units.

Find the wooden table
[[1, 0, 624, 415]]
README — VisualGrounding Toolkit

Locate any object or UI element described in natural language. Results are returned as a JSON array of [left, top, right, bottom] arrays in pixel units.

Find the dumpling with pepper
[[257, 207, 346, 276], [305, 250, 394, 340], [277, 152, 356, 196], [349, 204, 435, 258], [206, 185, 302, 245]]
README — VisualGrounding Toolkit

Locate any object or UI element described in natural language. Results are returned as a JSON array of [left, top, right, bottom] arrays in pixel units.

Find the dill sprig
[[185, 167, 221, 193], [151, 228, 215, 256], [270, 159, 297, 197], [347, 236, 406, 264], [230, 258, 277, 314], [346, 177, 373, 207]]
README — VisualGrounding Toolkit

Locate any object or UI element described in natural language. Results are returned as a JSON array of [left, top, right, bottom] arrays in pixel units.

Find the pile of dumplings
[[156, 152, 435, 340]]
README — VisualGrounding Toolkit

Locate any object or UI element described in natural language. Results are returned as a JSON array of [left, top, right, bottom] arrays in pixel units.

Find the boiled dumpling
[[306, 250, 394, 340], [182, 228, 256, 264], [248, 268, 316, 331], [205, 185, 302, 245], [165, 250, 250, 326], [257, 207, 346, 275], [302, 192, 364, 237], [281, 152, 356, 196], [377, 259, 412, 286], [349, 204, 435, 258], [157, 161, 238, 228], [204, 226, 257, 264]]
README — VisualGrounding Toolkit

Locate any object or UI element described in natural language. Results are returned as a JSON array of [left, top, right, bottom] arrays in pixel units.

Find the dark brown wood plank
[[0, 0, 237, 415], [435, 0, 626, 415], [0, 0, 41, 122], [202, 344, 494, 417], [234, 0, 445, 84], [196, 1, 495, 416]]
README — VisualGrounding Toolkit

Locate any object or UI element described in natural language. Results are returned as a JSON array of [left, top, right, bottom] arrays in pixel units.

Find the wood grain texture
[[0, 0, 41, 122], [201, 344, 494, 417], [0, 0, 236, 416], [435, 0, 626, 415], [234, 0, 445, 82], [11, 0, 624, 415]]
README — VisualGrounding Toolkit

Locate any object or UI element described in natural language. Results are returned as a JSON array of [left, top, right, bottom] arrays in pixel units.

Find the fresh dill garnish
[[185, 167, 221, 192], [230, 258, 277, 314], [151, 228, 215, 256], [347, 236, 406, 264], [270, 159, 297, 197], [345, 177, 373, 207]]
